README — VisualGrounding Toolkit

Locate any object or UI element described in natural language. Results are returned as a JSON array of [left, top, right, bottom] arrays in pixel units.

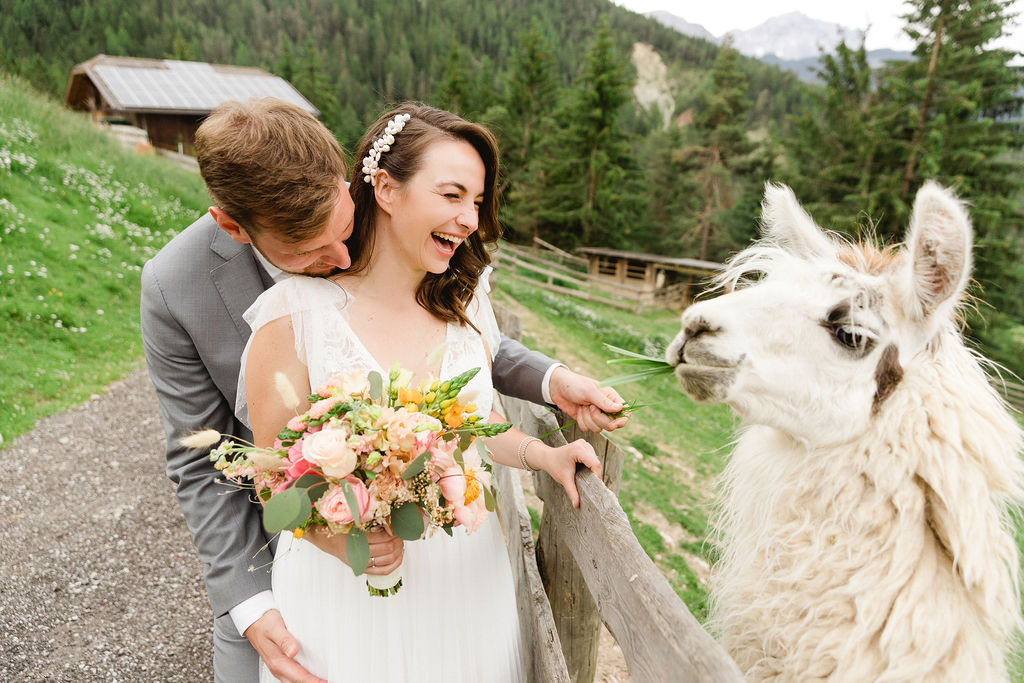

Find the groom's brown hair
[[195, 98, 347, 242]]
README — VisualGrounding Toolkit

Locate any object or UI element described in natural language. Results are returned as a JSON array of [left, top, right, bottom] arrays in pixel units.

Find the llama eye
[[833, 325, 873, 352]]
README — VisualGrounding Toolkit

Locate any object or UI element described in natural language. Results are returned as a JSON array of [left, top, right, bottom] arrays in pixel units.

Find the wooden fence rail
[[1000, 380, 1024, 411], [493, 304, 742, 682], [493, 241, 722, 313]]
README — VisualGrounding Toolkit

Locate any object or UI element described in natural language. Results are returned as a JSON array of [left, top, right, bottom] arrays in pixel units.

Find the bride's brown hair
[[347, 103, 500, 329]]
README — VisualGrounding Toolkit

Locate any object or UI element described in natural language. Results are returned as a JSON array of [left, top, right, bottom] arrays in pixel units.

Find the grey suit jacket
[[140, 213, 554, 618]]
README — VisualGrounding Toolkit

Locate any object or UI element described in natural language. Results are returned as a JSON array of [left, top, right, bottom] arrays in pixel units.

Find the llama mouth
[[672, 364, 736, 402]]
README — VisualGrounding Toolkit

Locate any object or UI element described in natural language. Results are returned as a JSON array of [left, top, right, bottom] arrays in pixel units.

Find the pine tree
[[433, 36, 472, 115], [525, 17, 643, 248], [782, 40, 896, 232], [879, 0, 1024, 373], [494, 20, 559, 242], [684, 44, 768, 262]]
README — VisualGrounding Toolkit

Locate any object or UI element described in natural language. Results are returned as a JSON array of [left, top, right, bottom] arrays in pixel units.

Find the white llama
[[666, 182, 1023, 681]]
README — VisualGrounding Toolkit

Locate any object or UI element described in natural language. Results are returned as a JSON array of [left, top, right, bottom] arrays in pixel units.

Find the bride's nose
[[456, 204, 478, 233]]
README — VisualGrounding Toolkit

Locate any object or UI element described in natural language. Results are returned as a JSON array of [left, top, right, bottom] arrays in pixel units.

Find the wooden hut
[[576, 246, 722, 308], [64, 55, 317, 156]]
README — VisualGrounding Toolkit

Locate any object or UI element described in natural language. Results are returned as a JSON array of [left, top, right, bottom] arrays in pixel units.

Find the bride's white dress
[[238, 273, 523, 683]]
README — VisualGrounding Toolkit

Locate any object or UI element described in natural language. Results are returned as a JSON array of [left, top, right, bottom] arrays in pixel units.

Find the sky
[[612, 0, 1024, 53]]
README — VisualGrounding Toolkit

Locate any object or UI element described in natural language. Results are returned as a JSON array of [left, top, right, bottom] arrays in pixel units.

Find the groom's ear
[[210, 207, 251, 244]]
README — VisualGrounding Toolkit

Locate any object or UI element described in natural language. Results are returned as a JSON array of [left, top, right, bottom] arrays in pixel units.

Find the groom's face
[[250, 182, 356, 276]]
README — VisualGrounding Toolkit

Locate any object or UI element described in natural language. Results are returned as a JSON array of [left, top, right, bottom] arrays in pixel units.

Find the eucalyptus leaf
[[262, 487, 310, 533], [453, 446, 464, 468], [402, 451, 430, 480], [459, 431, 473, 453], [294, 474, 329, 505], [483, 483, 496, 512], [346, 528, 370, 576], [475, 438, 493, 467], [340, 479, 362, 526], [368, 371, 383, 402], [391, 502, 425, 541]]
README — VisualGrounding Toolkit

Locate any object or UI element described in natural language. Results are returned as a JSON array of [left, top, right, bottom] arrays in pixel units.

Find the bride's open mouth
[[432, 232, 464, 256]]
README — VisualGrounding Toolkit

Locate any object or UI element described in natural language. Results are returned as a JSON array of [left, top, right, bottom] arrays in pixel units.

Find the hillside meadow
[[0, 73, 209, 444]]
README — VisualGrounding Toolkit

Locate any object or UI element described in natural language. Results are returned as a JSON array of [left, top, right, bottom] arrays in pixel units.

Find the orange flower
[[444, 411, 464, 428], [398, 387, 424, 405], [463, 468, 481, 505]]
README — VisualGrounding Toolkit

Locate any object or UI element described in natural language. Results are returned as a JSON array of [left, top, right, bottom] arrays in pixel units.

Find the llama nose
[[684, 317, 716, 342], [677, 317, 717, 363]]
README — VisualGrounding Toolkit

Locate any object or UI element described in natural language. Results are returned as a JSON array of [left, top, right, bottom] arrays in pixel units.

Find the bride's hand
[[305, 527, 404, 574], [529, 439, 602, 508]]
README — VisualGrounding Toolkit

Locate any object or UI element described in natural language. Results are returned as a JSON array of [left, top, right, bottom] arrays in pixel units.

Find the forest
[[1, 0, 1022, 374]]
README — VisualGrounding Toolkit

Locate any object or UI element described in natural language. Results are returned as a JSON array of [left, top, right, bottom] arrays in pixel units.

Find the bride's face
[[385, 139, 485, 274]]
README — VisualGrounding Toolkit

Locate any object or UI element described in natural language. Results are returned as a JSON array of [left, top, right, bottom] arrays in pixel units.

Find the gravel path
[[0, 367, 213, 682]]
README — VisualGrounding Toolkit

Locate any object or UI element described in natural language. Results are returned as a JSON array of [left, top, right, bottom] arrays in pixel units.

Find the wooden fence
[[492, 304, 741, 682], [1000, 380, 1024, 411], [492, 241, 722, 313]]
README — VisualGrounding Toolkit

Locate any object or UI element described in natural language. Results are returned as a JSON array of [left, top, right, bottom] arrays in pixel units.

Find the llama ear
[[759, 183, 834, 259], [902, 181, 972, 321]]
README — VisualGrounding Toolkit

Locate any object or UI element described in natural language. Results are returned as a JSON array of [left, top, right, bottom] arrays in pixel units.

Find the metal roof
[[66, 55, 317, 116]]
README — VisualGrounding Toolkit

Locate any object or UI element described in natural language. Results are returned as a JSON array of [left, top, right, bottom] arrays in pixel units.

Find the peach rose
[[384, 408, 441, 457], [302, 426, 357, 479], [317, 475, 373, 525]]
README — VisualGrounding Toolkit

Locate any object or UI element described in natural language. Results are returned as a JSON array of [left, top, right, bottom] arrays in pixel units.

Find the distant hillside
[[0, 0, 808, 146]]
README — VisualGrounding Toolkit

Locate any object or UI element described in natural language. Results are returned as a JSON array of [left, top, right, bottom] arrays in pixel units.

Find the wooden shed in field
[[577, 246, 723, 307], [64, 55, 317, 156]]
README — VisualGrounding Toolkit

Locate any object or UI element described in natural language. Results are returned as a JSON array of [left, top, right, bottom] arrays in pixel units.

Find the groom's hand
[[245, 609, 326, 683], [549, 366, 629, 432]]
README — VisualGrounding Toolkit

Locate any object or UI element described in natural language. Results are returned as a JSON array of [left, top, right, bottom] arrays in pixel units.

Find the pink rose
[[429, 437, 459, 476], [439, 465, 491, 533], [438, 465, 468, 505], [317, 475, 373, 525], [285, 453, 315, 481], [302, 426, 357, 478]]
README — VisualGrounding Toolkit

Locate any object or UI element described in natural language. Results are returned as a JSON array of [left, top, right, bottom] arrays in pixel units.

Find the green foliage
[[0, 72, 208, 445]]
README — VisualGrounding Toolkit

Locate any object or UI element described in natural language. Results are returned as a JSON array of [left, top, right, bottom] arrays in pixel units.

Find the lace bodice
[[237, 270, 500, 426]]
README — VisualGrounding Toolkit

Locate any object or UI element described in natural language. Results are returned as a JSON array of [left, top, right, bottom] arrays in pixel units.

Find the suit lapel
[[209, 227, 268, 340]]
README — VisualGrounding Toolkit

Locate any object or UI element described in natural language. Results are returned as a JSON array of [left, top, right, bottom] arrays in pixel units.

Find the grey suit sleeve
[[140, 261, 273, 618], [492, 333, 559, 406]]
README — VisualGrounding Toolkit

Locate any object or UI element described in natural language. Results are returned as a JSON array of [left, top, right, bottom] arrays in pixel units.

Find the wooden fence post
[[534, 415, 624, 683]]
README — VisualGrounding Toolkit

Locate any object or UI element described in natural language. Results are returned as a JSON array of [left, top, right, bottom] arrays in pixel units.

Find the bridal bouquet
[[198, 364, 511, 596]]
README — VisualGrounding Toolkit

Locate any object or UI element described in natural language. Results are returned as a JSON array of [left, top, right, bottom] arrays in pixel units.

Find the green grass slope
[[0, 72, 209, 445]]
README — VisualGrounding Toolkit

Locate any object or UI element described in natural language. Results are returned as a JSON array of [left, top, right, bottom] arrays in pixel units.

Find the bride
[[240, 104, 607, 681]]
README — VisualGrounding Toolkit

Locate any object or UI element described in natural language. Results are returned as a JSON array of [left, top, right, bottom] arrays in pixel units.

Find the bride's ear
[[373, 171, 396, 217]]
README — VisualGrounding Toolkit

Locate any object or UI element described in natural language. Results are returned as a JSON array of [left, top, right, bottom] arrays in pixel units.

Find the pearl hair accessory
[[362, 113, 412, 185]]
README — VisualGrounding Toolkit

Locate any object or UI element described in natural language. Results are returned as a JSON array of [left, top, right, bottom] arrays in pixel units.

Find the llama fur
[[668, 182, 1024, 681]]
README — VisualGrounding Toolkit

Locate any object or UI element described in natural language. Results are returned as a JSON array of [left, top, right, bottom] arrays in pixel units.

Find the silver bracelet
[[517, 436, 540, 472]]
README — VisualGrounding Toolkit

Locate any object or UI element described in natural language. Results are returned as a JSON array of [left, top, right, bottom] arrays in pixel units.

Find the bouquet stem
[[366, 564, 403, 597]]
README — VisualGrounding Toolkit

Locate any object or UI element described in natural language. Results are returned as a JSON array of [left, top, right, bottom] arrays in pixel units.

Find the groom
[[140, 98, 625, 682]]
